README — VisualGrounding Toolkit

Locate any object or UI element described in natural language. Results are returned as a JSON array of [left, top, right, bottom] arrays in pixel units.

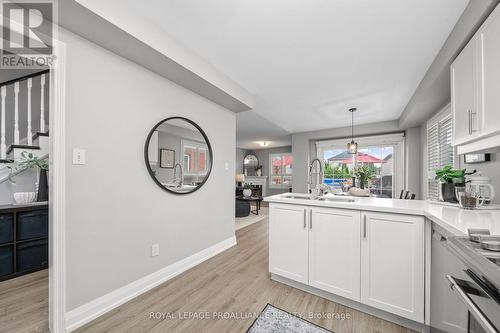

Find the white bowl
[[13, 192, 37, 204]]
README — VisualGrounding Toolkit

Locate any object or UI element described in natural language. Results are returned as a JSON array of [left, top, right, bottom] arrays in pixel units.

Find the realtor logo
[[1, 0, 55, 69]]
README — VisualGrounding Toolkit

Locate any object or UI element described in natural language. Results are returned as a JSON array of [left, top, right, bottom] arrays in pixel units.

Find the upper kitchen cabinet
[[451, 38, 479, 145], [452, 3, 500, 153], [478, 6, 500, 138]]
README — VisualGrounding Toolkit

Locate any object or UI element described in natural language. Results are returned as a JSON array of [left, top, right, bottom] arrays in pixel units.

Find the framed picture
[[160, 149, 175, 168]]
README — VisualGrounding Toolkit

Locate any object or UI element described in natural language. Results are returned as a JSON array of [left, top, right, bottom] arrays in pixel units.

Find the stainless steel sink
[[281, 194, 356, 203]]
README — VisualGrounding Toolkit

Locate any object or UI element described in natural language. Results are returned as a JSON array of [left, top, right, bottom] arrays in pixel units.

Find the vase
[[37, 169, 49, 202], [243, 189, 252, 197], [439, 182, 461, 203]]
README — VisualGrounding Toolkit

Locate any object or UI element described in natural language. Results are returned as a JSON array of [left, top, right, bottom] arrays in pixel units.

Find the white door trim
[[49, 38, 68, 333]]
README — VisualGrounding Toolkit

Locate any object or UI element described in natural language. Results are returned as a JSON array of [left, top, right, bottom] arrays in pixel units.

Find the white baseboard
[[65, 236, 237, 332]]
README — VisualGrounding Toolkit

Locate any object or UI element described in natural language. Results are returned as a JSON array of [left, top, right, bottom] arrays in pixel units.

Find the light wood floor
[[76, 218, 416, 333], [0, 269, 48, 333]]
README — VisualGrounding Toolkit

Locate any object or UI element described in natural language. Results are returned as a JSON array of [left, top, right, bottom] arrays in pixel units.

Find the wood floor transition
[[76, 218, 416, 333]]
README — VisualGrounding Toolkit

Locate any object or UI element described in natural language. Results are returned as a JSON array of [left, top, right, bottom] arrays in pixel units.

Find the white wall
[[291, 121, 422, 198], [61, 28, 236, 311]]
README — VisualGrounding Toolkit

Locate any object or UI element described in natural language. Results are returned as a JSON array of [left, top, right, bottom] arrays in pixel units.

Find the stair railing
[[0, 69, 49, 160]]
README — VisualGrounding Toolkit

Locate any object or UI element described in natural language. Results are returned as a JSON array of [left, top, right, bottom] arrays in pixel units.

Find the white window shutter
[[427, 110, 454, 200]]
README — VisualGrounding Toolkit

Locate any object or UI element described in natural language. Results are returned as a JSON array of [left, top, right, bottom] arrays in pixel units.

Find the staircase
[[0, 70, 49, 183]]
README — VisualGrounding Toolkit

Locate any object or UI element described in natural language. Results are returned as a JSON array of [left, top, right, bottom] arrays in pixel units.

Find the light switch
[[225, 162, 229, 170], [72, 149, 86, 165], [151, 244, 160, 257]]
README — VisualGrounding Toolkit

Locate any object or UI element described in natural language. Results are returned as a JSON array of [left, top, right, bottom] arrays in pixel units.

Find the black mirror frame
[[144, 116, 213, 195]]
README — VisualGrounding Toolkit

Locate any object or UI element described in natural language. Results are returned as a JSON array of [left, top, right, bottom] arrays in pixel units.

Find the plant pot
[[439, 183, 462, 203], [243, 189, 252, 197], [37, 169, 49, 202]]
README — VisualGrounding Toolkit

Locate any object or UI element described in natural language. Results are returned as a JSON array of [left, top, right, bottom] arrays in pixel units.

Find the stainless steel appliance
[[445, 229, 500, 333]]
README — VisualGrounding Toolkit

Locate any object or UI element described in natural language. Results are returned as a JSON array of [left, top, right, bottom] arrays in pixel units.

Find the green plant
[[8, 151, 48, 183], [243, 183, 252, 189], [353, 165, 376, 189], [435, 165, 474, 184]]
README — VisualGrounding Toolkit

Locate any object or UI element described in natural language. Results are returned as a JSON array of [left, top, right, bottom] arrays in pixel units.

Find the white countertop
[[264, 193, 500, 236]]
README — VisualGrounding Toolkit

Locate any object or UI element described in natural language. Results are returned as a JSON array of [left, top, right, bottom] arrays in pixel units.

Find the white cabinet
[[309, 207, 361, 301], [451, 38, 479, 145], [269, 203, 426, 323], [451, 3, 500, 151], [269, 203, 309, 284], [478, 5, 500, 137], [360, 212, 425, 322]]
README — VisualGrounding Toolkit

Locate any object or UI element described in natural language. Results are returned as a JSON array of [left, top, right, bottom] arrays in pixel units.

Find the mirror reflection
[[145, 117, 212, 194], [243, 154, 259, 176]]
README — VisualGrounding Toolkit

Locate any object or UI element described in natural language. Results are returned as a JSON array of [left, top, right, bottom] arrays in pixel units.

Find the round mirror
[[144, 117, 213, 194], [243, 154, 259, 176]]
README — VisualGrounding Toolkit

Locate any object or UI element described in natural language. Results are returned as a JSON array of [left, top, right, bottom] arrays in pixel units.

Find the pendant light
[[347, 108, 358, 154]]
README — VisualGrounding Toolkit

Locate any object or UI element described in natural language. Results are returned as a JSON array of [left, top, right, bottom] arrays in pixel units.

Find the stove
[[447, 229, 500, 333]]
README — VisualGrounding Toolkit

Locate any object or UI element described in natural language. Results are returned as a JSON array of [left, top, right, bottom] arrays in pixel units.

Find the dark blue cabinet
[[0, 214, 14, 244], [0, 205, 48, 281]]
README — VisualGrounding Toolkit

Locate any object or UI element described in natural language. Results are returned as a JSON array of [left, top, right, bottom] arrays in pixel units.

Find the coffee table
[[236, 195, 263, 215]]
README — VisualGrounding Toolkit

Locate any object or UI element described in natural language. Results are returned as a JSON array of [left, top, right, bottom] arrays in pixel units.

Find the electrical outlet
[[72, 148, 86, 165], [151, 244, 160, 257]]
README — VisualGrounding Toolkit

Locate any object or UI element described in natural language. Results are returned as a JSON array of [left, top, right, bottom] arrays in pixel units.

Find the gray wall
[[250, 146, 292, 196], [291, 120, 422, 198], [459, 154, 500, 204], [61, 28, 236, 311]]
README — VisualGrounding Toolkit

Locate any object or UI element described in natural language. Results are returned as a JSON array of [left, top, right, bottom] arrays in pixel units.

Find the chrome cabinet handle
[[303, 209, 306, 229], [469, 110, 472, 135], [363, 215, 367, 238], [446, 275, 497, 333], [309, 209, 313, 229]]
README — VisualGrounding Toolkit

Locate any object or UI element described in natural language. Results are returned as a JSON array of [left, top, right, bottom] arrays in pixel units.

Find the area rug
[[235, 207, 268, 231], [247, 304, 333, 333]]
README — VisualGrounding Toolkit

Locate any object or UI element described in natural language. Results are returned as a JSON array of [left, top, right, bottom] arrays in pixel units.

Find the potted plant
[[353, 165, 375, 190], [9, 151, 49, 202], [243, 183, 253, 197], [254, 165, 263, 177], [435, 166, 475, 202]]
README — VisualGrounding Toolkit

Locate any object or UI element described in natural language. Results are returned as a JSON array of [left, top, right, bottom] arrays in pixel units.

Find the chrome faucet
[[173, 163, 183, 187], [308, 158, 324, 198]]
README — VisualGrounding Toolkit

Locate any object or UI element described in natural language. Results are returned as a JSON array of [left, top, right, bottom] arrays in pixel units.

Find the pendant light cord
[[351, 110, 354, 140]]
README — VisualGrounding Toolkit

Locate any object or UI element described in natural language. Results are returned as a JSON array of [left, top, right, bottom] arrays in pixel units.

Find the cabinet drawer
[[17, 210, 48, 241], [16, 239, 48, 272], [0, 214, 14, 244], [0, 245, 14, 276]]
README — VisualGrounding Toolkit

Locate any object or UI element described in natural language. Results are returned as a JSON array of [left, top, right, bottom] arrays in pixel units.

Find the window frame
[[315, 133, 405, 198], [181, 139, 210, 178], [269, 153, 293, 189]]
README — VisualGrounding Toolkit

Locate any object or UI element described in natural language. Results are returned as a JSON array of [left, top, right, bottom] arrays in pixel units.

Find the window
[[426, 106, 455, 200], [316, 133, 405, 198], [182, 140, 209, 180], [270, 153, 293, 189]]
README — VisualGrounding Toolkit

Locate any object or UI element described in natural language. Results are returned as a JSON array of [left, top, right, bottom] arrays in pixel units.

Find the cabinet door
[[361, 212, 425, 323], [478, 4, 500, 137], [451, 38, 479, 145], [309, 207, 361, 301], [269, 203, 309, 284], [430, 229, 467, 333]]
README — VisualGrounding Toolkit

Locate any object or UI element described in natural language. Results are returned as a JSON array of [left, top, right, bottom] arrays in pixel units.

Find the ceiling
[[107, 0, 469, 148]]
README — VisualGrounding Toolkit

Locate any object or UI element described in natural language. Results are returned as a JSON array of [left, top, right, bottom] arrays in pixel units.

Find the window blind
[[427, 111, 454, 200]]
